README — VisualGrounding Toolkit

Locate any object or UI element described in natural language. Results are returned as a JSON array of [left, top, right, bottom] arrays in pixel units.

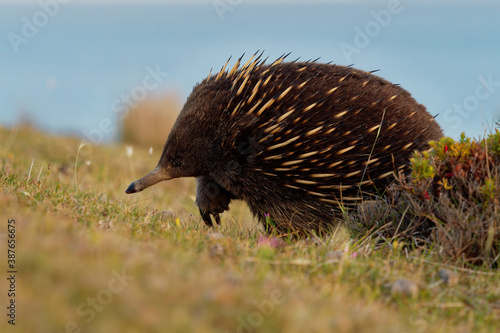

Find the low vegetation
[[349, 128, 500, 268], [1, 124, 499, 333]]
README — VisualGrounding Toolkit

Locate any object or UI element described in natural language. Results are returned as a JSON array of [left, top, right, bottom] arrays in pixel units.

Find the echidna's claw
[[199, 208, 214, 227], [196, 177, 234, 227]]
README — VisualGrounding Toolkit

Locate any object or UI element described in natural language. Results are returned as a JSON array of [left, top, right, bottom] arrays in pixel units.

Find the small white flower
[[126, 146, 134, 157], [85, 160, 91, 166]]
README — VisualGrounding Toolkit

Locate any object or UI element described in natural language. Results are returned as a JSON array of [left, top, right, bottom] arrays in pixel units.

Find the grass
[[1, 124, 500, 333]]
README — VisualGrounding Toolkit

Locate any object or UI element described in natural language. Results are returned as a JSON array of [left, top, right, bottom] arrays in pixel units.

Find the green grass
[[1, 125, 499, 333]]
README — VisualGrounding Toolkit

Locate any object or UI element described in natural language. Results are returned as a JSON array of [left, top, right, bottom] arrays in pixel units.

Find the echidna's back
[[195, 55, 443, 233]]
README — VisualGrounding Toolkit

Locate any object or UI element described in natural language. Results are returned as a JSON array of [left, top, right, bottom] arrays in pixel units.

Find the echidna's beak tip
[[125, 183, 136, 194], [125, 168, 167, 194]]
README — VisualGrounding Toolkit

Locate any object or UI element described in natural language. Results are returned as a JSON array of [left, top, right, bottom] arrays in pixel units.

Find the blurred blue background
[[1, 0, 499, 142]]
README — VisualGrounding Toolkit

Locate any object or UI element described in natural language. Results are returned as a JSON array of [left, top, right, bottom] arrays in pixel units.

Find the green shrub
[[348, 126, 500, 268]]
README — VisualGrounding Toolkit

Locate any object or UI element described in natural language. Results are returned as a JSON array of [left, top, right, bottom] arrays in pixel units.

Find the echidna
[[126, 53, 443, 235]]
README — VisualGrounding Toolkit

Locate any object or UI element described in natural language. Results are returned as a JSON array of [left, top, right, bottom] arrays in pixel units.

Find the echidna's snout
[[125, 167, 169, 194], [125, 182, 139, 194]]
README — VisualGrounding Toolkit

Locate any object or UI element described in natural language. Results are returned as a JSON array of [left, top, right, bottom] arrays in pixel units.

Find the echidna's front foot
[[196, 177, 234, 227]]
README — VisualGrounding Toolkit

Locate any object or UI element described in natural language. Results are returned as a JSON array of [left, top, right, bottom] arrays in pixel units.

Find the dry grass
[[121, 93, 182, 148], [1, 125, 500, 332]]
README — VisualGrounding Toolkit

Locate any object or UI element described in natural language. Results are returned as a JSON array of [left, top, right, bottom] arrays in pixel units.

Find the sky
[[1, 0, 498, 3], [1, 0, 499, 141]]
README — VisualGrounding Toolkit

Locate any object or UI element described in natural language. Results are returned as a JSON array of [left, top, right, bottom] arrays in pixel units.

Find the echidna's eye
[[172, 157, 183, 167]]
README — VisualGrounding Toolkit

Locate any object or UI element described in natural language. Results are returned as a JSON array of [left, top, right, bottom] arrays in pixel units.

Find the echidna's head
[[125, 84, 222, 194]]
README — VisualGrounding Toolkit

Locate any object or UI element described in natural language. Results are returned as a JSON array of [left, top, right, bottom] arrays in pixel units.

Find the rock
[[390, 279, 418, 298], [438, 268, 459, 286], [209, 243, 224, 258]]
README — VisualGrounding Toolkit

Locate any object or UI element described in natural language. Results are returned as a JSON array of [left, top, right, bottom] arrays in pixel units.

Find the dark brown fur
[[126, 54, 443, 235]]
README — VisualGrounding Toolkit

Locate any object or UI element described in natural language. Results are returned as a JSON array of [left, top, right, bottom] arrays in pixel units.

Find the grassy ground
[[1, 125, 499, 333]]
